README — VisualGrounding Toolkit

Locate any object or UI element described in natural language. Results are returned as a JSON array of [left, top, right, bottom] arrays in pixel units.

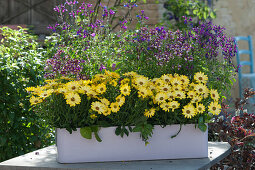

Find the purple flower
[[91, 33, 96, 37], [109, 9, 115, 15], [99, 64, 106, 71], [112, 63, 116, 71]]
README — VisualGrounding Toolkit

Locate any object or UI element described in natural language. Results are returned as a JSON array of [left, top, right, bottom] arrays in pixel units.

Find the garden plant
[[0, 27, 54, 162], [209, 88, 255, 169], [26, 0, 237, 144]]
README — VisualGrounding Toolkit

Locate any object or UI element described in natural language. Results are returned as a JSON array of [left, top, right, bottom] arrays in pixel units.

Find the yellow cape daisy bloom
[[91, 101, 107, 114], [196, 103, 205, 113], [135, 76, 149, 87], [100, 98, 110, 106], [182, 104, 196, 118], [154, 92, 167, 104], [144, 108, 156, 118], [79, 85, 93, 94], [194, 83, 208, 94], [210, 89, 220, 101], [95, 83, 107, 94], [65, 92, 81, 107], [66, 81, 80, 92], [208, 101, 221, 115], [138, 87, 151, 99], [29, 96, 43, 105], [39, 89, 53, 98], [161, 74, 172, 84], [169, 101, 180, 112], [160, 102, 171, 112], [120, 84, 131, 96], [110, 102, 120, 113], [194, 72, 208, 84], [116, 95, 125, 107]]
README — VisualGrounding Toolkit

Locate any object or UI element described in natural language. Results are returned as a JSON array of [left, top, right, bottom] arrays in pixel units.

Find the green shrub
[[0, 27, 54, 162]]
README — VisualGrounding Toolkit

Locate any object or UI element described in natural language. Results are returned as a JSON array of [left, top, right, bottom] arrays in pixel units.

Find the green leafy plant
[[163, 0, 216, 30], [209, 88, 255, 169], [0, 27, 54, 162]]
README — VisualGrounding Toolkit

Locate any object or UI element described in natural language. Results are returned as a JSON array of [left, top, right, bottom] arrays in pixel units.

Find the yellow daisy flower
[[171, 77, 181, 87], [155, 79, 165, 87], [25, 86, 36, 92], [144, 108, 156, 118], [100, 98, 110, 106], [138, 87, 152, 99], [161, 74, 172, 84], [194, 83, 208, 94], [95, 83, 107, 94], [120, 84, 131, 96], [169, 101, 180, 112], [90, 114, 97, 119], [79, 85, 93, 94], [194, 72, 208, 84], [182, 104, 196, 118], [210, 89, 220, 101], [120, 78, 130, 85], [66, 81, 80, 92], [166, 91, 175, 101], [151, 78, 159, 84], [148, 82, 157, 91], [39, 89, 54, 98], [105, 70, 120, 79], [81, 80, 92, 86], [196, 103, 205, 114], [102, 108, 111, 116], [154, 92, 167, 104], [174, 91, 186, 99], [109, 80, 118, 87], [65, 92, 81, 107], [191, 95, 202, 104], [187, 90, 197, 98], [123, 71, 137, 77], [188, 82, 196, 91], [110, 102, 120, 113], [135, 76, 149, 87], [57, 87, 68, 94], [208, 102, 221, 115], [179, 75, 190, 85], [29, 96, 43, 106], [116, 95, 125, 107], [160, 102, 171, 112], [172, 85, 182, 92], [159, 84, 171, 93], [91, 101, 107, 114]]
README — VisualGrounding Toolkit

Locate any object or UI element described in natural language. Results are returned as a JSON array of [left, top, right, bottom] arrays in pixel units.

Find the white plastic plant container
[[56, 124, 208, 163]]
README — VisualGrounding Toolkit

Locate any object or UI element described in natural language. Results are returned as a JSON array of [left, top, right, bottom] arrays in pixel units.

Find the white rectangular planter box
[[56, 124, 208, 163]]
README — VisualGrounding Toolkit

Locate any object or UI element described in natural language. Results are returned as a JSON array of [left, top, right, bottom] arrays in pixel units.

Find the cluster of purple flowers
[[44, 49, 85, 79], [129, 19, 236, 72]]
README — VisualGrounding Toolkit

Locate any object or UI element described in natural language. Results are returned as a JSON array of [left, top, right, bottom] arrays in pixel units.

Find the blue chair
[[234, 36, 255, 108]]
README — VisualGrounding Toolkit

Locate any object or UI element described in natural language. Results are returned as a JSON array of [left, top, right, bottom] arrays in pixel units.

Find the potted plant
[[26, 0, 237, 163]]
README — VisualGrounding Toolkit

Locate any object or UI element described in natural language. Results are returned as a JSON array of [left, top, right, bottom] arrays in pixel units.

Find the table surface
[[0, 142, 231, 170]]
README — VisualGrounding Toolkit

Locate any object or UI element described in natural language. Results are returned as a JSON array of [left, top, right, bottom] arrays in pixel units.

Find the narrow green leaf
[[94, 132, 102, 142]]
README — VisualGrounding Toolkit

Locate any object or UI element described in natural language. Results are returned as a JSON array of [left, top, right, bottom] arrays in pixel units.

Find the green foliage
[[163, 0, 216, 30], [0, 27, 54, 162]]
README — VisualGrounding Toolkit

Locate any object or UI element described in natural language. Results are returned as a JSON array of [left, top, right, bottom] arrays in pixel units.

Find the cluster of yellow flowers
[[26, 71, 221, 119]]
